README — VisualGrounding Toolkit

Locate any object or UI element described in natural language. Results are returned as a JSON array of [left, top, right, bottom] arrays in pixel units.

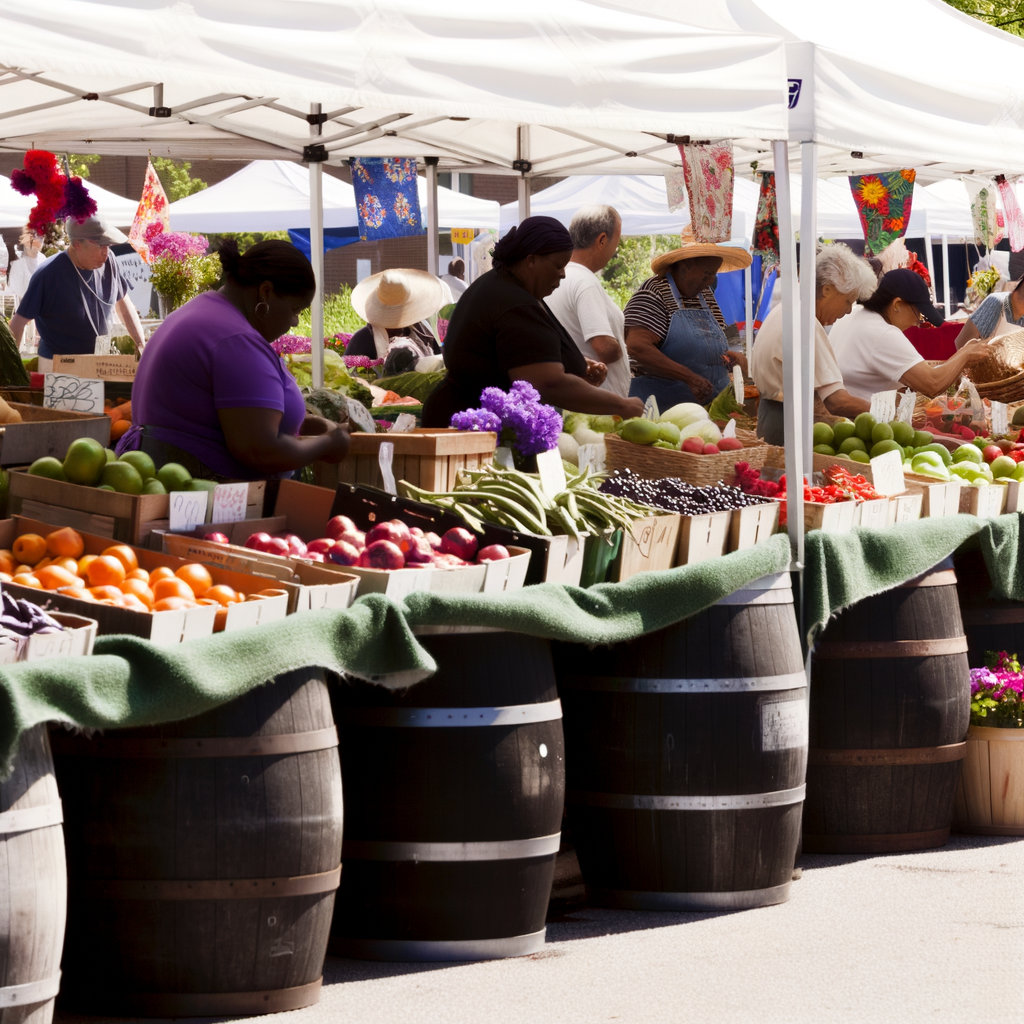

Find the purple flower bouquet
[[450, 381, 561, 465]]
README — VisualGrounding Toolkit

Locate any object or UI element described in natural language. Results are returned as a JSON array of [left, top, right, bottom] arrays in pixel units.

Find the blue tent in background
[[287, 227, 361, 257], [714, 255, 776, 333]]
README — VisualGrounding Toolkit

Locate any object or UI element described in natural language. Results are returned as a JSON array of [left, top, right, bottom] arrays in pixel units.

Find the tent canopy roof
[[0, 172, 139, 229]]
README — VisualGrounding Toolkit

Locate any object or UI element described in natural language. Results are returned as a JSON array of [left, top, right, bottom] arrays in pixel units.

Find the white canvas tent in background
[[0, 173, 140, 229]]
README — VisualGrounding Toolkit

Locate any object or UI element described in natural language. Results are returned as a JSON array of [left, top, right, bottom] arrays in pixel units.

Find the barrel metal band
[[568, 785, 805, 810], [71, 865, 341, 900], [328, 930, 545, 962], [808, 743, 966, 766], [0, 973, 61, 1007], [716, 589, 793, 606], [803, 828, 949, 853], [342, 833, 561, 862], [558, 671, 806, 694], [959, 607, 1024, 626], [341, 699, 562, 728], [50, 726, 338, 758], [813, 636, 967, 659], [0, 800, 62, 835]]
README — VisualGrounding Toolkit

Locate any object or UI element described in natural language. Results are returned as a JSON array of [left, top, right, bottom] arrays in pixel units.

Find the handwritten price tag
[[896, 390, 916, 425], [211, 482, 249, 525], [535, 448, 567, 499], [169, 490, 208, 533], [991, 401, 1009, 435], [869, 390, 897, 425], [869, 447, 906, 497], [43, 374, 104, 415], [378, 442, 396, 495], [391, 413, 417, 433]]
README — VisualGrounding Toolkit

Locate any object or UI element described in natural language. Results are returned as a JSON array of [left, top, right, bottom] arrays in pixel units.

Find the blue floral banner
[[350, 158, 424, 241]]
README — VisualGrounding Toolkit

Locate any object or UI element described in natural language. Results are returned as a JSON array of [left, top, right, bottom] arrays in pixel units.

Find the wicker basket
[[974, 371, 1024, 404], [604, 432, 775, 487], [965, 329, 1024, 385]]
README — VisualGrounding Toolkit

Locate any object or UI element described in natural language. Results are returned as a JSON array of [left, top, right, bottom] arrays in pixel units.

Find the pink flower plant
[[149, 230, 209, 262], [970, 651, 1024, 728]]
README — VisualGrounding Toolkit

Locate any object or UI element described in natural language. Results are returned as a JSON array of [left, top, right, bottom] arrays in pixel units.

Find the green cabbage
[[660, 402, 709, 431]]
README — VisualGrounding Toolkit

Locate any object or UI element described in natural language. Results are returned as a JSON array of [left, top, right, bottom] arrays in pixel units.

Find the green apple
[[991, 455, 1017, 479]]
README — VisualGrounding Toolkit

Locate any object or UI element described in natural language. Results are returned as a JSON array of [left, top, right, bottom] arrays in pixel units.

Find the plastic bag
[[921, 377, 985, 440]]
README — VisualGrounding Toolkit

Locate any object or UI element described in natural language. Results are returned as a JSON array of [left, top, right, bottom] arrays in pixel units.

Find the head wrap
[[491, 216, 572, 269]]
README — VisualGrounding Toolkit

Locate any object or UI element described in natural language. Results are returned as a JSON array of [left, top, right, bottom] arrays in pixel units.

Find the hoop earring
[[254, 301, 270, 318]]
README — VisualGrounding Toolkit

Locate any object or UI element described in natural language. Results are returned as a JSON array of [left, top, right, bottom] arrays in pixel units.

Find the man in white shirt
[[544, 205, 630, 398], [440, 258, 468, 301]]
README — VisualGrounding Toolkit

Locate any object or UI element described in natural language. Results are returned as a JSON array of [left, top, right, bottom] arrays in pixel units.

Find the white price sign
[[43, 374, 104, 415], [535, 448, 567, 498], [169, 490, 208, 533], [896, 391, 916, 425], [991, 401, 1009, 436], [869, 447, 906, 497], [869, 390, 898, 425], [732, 363, 744, 405], [378, 441, 396, 495], [391, 413, 417, 433], [211, 482, 249, 525]]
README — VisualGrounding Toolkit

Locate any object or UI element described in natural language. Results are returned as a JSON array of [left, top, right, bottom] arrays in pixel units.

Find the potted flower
[[147, 228, 221, 316], [954, 650, 1024, 835]]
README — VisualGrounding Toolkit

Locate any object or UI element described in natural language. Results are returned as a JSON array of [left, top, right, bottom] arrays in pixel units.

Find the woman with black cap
[[422, 216, 644, 426]]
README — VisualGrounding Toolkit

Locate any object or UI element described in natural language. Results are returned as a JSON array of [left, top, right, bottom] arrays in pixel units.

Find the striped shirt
[[622, 276, 728, 341]]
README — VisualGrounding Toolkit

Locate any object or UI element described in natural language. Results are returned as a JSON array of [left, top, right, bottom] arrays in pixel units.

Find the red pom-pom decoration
[[11, 150, 95, 234], [59, 176, 97, 223], [9, 168, 36, 196]]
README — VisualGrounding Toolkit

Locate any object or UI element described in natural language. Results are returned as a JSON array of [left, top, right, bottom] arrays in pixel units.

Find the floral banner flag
[[129, 160, 170, 263], [350, 158, 424, 241], [964, 178, 1005, 250], [996, 175, 1024, 253], [664, 168, 687, 213], [679, 142, 733, 243], [848, 170, 916, 256], [752, 172, 779, 271]]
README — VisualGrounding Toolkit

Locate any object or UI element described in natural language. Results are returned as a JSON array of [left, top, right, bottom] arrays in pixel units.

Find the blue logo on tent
[[788, 79, 802, 110]]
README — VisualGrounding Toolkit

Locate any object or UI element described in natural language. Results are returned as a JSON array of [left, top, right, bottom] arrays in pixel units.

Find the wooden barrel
[[52, 667, 342, 1017], [955, 726, 1024, 835], [0, 725, 65, 1024], [330, 626, 565, 961], [552, 572, 807, 911], [804, 562, 970, 853], [954, 548, 1024, 668]]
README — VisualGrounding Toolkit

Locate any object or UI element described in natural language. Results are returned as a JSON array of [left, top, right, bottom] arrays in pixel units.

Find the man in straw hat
[[623, 236, 750, 410], [347, 268, 447, 363]]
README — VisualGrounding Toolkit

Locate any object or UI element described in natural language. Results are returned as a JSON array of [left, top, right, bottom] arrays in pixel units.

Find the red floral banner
[[129, 160, 171, 263], [848, 170, 916, 255], [679, 142, 733, 243], [752, 172, 779, 271]]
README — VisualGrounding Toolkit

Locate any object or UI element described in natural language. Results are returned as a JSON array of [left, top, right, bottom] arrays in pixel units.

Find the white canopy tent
[[167, 160, 500, 233], [0, 172, 141, 229]]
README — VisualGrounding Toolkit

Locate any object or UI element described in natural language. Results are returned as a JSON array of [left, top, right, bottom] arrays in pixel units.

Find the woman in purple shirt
[[130, 240, 349, 480]]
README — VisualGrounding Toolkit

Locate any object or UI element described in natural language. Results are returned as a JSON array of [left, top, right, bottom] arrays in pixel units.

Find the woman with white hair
[[750, 243, 877, 445]]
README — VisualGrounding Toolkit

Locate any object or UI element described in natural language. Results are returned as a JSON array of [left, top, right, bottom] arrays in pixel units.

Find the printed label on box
[[211, 482, 249, 524], [169, 490, 208, 532]]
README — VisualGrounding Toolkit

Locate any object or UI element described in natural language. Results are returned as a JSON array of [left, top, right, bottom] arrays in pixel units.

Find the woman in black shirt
[[423, 217, 644, 426]]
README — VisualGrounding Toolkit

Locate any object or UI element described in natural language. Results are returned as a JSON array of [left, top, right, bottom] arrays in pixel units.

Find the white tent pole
[[308, 101, 325, 391], [426, 157, 439, 276], [942, 233, 951, 317], [744, 262, 753, 364], [774, 139, 804, 566], [799, 142, 818, 473], [922, 221, 936, 299], [516, 124, 531, 222], [517, 178, 530, 222]]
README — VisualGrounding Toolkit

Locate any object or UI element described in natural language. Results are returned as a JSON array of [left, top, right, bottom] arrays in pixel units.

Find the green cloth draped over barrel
[[0, 535, 792, 776], [802, 512, 1024, 644]]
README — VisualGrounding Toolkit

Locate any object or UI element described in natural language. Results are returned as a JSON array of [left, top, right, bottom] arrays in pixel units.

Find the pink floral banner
[[129, 160, 170, 264], [996, 176, 1024, 253], [679, 142, 733, 243]]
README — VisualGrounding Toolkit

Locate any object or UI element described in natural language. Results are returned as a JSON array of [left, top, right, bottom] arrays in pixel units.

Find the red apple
[[306, 537, 335, 556], [204, 532, 230, 545], [681, 437, 705, 454], [702, 443, 721, 455], [717, 437, 743, 451], [406, 535, 434, 563], [263, 537, 290, 558], [302, 551, 325, 562], [440, 527, 478, 561], [325, 515, 358, 541], [426, 531, 443, 551], [363, 539, 405, 569], [410, 526, 425, 538], [432, 552, 467, 568], [983, 444, 1003, 464], [366, 520, 412, 553], [477, 544, 510, 563], [279, 533, 307, 557], [328, 541, 362, 566], [337, 530, 366, 550], [245, 532, 271, 551]]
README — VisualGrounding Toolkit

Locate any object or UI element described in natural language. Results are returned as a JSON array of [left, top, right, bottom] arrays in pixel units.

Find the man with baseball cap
[[9, 216, 145, 371], [829, 267, 989, 400]]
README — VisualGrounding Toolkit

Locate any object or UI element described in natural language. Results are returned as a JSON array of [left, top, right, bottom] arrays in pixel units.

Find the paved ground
[[56, 834, 1024, 1024]]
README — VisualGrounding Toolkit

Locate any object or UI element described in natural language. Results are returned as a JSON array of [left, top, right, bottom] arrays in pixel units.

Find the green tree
[[151, 157, 208, 202], [943, 1, 1024, 36], [205, 231, 289, 252], [67, 154, 101, 179], [600, 235, 681, 309]]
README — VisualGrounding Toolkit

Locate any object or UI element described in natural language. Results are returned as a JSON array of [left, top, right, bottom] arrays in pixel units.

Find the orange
[[148, 566, 176, 584], [86, 555, 127, 588], [111, 420, 131, 441], [77, 554, 99, 577], [15, 575, 41, 589], [57, 587, 94, 601], [102, 545, 139, 574], [153, 577, 195, 603], [13, 564, 35, 576], [120, 578, 155, 608], [89, 585, 125, 604], [35, 565, 85, 591], [12, 534, 46, 566], [33, 557, 52, 571], [175, 563, 213, 598], [120, 593, 150, 613], [202, 584, 238, 607], [0, 551, 14, 575], [52, 557, 80, 574], [126, 568, 150, 583], [46, 527, 84, 559], [153, 596, 194, 612]]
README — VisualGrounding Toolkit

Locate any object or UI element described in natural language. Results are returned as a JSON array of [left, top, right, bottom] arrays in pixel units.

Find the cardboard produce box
[[0, 612, 98, 665], [0, 517, 291, 645], [8, 471, 264, 545], [675, 511, 730, 566], [0, 404, 110, 466], [729, 501, 780, 551], [52, 354, 138, 381]]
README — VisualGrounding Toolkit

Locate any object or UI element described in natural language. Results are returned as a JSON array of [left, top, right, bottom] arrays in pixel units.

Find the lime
[[142, 478, 167, 495], [63, 437, 107, 487], [849, 450, 871, 464], [952, 444, 983, 465], [812, 422, 835, 447], [870, 439, 903, 458], [991, 455, 1017, 479], [100, 461, 144, 495], [854, 412, 877, 443], [156, 462, 192, 492], [832, 421, 857, 445], [119, 450, 156, 480], [839, 437, 868, 456], [105, 448, 117, 463], [913, 430, 934, 448], [871, 423, 894, 444], [891, 421, 915, 446], [813, 444, 836, 456], [187, 479, 218, 494], [28, 457, 66, 482], [1014, 462, 1024, 482], [97, 484, 116, 492]]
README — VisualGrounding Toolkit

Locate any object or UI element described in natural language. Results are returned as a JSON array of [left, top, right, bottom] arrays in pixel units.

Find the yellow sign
[[450, 228, 474, 244]]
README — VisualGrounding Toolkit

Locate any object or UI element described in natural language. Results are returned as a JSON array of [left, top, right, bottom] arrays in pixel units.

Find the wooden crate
[[314, 428, 496, 494], [0, 404, 111, 465], [604, 432, 775, 487], [676, 511, 730, 565], [729, 501, 780, 551], [887, 493, 923, 525], [8, 471, 264, 545], [612, 513, 681, 580], [954, 725, 1024, 835], [854, 498, 890, 529], [902, 475, 963, 517], [959, 483, 1007, 517], [804, 500, 856, 534]]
